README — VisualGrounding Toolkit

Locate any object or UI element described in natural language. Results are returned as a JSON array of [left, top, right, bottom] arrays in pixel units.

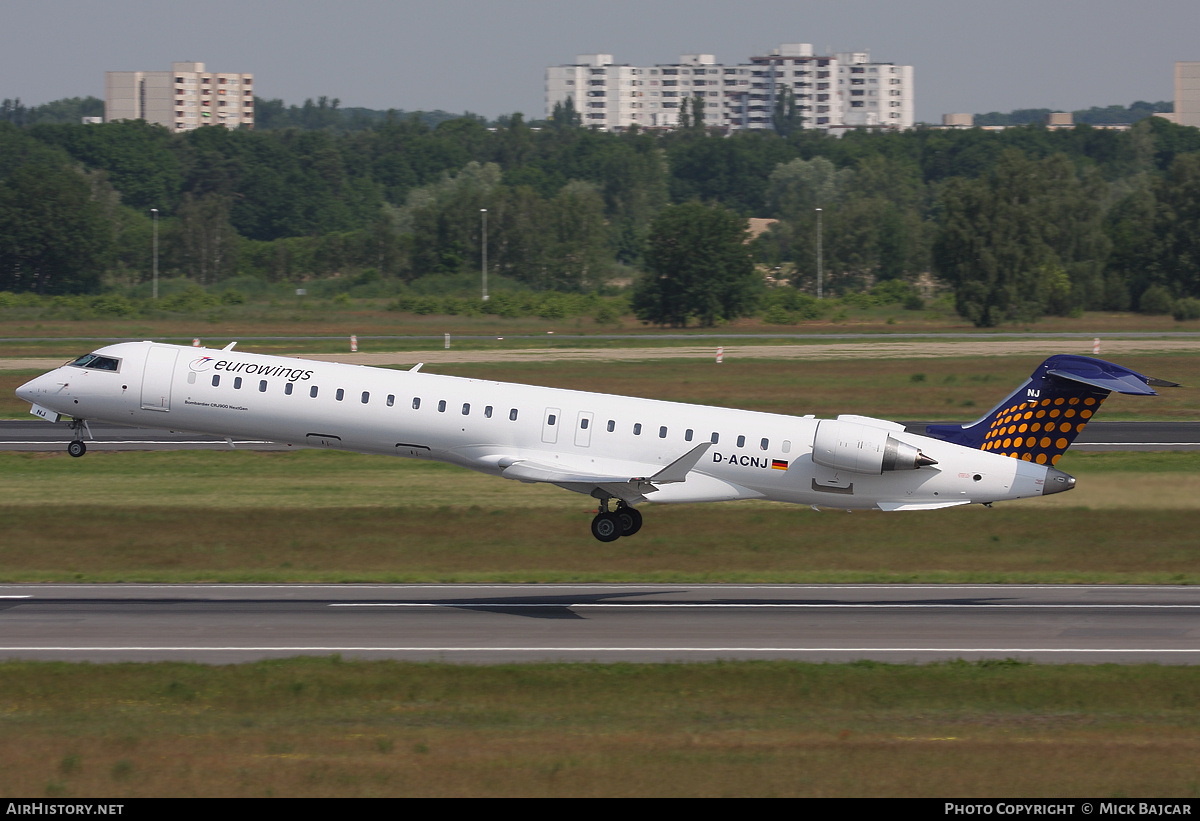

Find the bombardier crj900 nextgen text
[[16, 342, 1176, 541]]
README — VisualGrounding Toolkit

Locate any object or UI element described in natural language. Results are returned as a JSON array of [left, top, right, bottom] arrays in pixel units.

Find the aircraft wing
[[499, 442, 714, 502]]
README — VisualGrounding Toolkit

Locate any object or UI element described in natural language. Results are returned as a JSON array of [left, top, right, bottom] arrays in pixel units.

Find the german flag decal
[[771, 459, 789, 471]]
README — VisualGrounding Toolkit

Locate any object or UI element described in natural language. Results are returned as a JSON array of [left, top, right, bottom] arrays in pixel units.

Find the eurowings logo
[[189, 356, 315, 381]]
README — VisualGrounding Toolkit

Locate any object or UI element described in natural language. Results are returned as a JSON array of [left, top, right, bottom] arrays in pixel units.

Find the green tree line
[[1, 98, 1200, 327]]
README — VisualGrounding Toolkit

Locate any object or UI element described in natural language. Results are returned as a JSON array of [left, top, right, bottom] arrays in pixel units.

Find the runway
[[3, 419, 1199, 452], [0, 584, 1197, 665]]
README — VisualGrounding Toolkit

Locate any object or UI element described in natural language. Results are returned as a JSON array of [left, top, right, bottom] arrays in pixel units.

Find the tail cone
[[1041, 468, 1076, 496]]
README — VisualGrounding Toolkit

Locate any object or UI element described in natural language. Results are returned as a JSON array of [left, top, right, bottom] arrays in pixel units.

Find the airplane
[[15, 341, 1176, 541]]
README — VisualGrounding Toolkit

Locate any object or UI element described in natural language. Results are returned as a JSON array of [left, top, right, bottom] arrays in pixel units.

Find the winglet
[[650, 442, 713, 484], [411, 363, 424, 372]]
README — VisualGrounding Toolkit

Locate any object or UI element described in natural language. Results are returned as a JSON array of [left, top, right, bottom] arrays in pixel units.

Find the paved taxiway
[[3, 420, 1198, 452], [0, 584, 1197, 665]]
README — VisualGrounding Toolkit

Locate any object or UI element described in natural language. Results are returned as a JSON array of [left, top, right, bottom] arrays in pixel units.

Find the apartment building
[[545, 54, 639, 130], [1156, 62, 1200, 128], [106, 62, 254, 132], [835, 51, 914, 129], [545, 44, 913, 132]]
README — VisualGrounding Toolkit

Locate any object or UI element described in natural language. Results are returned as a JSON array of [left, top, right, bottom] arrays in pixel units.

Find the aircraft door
[[574, 411, 594, 447], [541, 407, 561, 444], [140, 346, 179, 411]]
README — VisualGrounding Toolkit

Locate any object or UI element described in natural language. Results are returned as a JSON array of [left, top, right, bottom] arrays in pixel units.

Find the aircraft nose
[[15, 371, 58, 403], [15, 377, 36, 402], [1041, 467, 1076, 496]]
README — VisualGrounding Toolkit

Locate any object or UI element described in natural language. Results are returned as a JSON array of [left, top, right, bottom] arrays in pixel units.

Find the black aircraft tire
[[591, 512, 622, 542], [616, 507, 643, 537], [68, 440, 86, 458]]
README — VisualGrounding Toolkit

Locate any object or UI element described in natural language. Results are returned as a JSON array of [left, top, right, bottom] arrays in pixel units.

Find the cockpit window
[[67, 353, 120, 371]]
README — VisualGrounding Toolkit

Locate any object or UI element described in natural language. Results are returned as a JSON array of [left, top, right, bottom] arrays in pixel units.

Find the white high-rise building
[[1171, 62, 1200, 128], [106, 62, 254, 132], [545, 44, 913, 132], [740, 44, 841, 130], [640, 53, 723, 129], [835, 51, 914, 129], [545, 54, 639, 130]]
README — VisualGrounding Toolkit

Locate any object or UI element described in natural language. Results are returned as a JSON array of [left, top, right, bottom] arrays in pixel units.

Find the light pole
[[151, 208, 159, 300], [480, 208, 489, 302], [815, 207, 823, 300]]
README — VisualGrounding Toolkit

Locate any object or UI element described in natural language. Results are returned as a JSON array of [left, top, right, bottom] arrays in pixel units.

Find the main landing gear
[[67, 418, 88, 458], [590, 499, 643, 542]]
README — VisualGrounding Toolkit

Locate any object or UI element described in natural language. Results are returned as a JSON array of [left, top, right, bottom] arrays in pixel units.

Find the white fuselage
[[16, 341, 1064, 510]]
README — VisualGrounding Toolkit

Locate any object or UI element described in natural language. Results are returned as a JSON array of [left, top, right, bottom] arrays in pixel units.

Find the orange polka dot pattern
[[977, 393, 1106, 465]]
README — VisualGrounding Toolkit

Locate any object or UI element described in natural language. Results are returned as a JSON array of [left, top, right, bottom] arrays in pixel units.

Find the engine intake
[[812, 419, 937, 475]]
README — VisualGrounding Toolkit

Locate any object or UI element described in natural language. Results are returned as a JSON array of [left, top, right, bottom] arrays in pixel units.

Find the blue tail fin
[[924, 355, 1176, 466]]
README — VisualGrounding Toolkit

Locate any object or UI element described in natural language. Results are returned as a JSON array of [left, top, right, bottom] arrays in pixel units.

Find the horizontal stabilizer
[[1046, 358, 1176, 395]]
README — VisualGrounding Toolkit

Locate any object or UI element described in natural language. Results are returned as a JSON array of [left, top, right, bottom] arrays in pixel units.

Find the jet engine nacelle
[[811, 419, 936, 474]]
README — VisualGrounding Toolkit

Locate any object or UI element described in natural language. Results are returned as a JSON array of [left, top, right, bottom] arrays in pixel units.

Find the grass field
[[1, 659, 1198, 797], [0, 450, 1197, 583]]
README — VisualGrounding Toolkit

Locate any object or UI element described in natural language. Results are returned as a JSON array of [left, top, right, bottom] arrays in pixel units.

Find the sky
[[2, 0, 1197, 123]]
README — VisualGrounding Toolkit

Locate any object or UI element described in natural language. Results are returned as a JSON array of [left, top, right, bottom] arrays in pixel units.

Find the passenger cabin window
[[285, 383, 293, 396], [580, 418, 589, 429], [336, 389, 345, 401], [737, 435, 746, 448], [607, 420, 615, 432], [234, 377, 243, 390], [310, 386, 318, 398], [547, 414, 557, 426], [509, 409, 518, 421], [685, 429, 694, 442], [711, 432, 720, 444], [462, 403, 470, 415], [484, 406, 493, 418], [361, 391, 370, 404], [438, 400, 446, 413], [259, 380, 268, 392], [634, 423, 642, 435], [412, 397, 421, 409], [659, 426, 668, 439], [387, 395, 395, 407], [783, 439, 791, 453], [187, 372, 197, 385], [212, 375, 220, 387], [760, 438, 769, 450]]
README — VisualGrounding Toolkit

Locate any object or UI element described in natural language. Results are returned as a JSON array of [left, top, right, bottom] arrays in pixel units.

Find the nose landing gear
[[67, 418, 89, 458]]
